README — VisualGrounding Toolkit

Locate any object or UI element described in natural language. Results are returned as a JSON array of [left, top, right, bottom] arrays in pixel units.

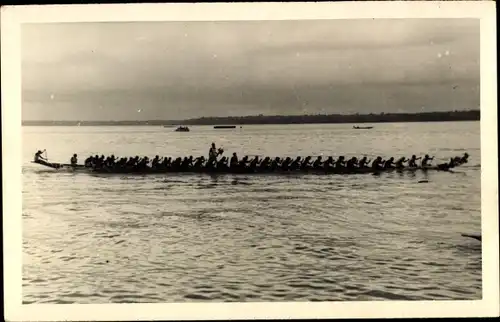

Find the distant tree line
[[22, 110, 480, 126]]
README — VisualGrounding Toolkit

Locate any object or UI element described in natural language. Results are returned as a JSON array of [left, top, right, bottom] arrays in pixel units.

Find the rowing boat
[[214, 125, 237, 129], [31, 159, 459, 176], [175, 126, 190, 132]]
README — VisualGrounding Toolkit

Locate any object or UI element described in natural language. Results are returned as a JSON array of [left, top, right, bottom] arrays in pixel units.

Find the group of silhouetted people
[[77, 150, 468, 173], [34, 142, 469, 174]]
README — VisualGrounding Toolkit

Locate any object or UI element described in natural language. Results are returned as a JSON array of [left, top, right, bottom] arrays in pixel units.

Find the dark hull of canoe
[[31, 160, 87, 170], [461, 234, 482, 241], [33, 162, 455, 175], [92, 167, 451, 175]]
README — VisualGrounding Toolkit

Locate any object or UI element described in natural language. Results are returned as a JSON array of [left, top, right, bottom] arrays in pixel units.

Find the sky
[[21, 19, 479, 121]]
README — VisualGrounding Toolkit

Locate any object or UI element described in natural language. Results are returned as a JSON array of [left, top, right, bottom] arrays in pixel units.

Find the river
[[22, 121, 481, 303]]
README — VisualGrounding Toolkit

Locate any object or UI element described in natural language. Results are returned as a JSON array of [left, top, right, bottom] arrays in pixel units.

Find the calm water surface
[[22, 122, 481, 303]]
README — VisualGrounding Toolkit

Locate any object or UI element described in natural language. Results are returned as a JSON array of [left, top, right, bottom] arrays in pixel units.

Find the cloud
[[21, 19, 479, 120]]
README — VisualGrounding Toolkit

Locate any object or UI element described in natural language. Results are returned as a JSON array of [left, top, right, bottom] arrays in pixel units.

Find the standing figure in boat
[[209, 143, 224, 159]]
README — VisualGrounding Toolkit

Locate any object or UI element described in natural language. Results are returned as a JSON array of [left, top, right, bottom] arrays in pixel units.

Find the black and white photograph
[[2, 1, 498, 321]]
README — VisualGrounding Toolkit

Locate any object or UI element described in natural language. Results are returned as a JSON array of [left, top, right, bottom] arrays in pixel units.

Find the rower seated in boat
[[125, 157, 134, 167], [193, 156, 205, 169], [371, 156, 384, 170], [249, 156, 260, 169], [383, 157, 395, 169], [240, 156, 250, 167], [217, 156, 229, 169], [108, 155, 116, 167], [421, 154, 434, 167], [92, 155, 103, 168], [270, 157, 281, 171], [323, 156, 334, 169], [394, 157, 407, 169], [289, 156, 302, 170], [300, 156, 312, 170], [170, 157, 182, 169], [151, 155, 160, 168], [312, 156, 323, 169], [281, 157, 292, 171], [89, 155, 96, 167], [346, 157, 358, 169], [99, 155, 107, 167], [334, 156, 346, 169], [70, 154, 78, 166], [459, 152, 469, 164], [259, 157, 271, 170], [358, 156, 370, 168], [408, 155, 421, 168], [180, 156, 192, 170], [139, 156, 150, 169], [84, 156, 93, 167], [34, 150, 47, 163], [116, 157, 126, 167]]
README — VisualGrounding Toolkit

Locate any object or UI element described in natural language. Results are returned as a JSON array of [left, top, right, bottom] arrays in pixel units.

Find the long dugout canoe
[[31, 160, 458, 176]]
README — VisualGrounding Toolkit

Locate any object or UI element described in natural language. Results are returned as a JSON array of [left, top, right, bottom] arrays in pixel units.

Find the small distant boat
[[175, 126, 190, 132], [353, 126, 373, 130], [214, 125, 237, 129]]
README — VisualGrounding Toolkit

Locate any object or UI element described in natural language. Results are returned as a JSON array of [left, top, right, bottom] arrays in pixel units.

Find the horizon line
[[22, 109, 480, 123]]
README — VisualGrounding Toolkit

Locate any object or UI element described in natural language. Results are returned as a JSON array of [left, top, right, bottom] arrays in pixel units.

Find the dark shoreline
[[22, 110, 479, 126]]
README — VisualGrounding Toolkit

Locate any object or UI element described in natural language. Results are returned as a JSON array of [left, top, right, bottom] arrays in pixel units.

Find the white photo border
[[2, 1, 498, 321]]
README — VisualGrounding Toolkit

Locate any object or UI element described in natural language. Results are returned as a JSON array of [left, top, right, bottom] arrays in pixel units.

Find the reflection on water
[[22, 122, 481, 303]]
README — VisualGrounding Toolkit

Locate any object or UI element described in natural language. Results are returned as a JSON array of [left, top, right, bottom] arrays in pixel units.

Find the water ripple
[[22, 123, 481, 303]]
